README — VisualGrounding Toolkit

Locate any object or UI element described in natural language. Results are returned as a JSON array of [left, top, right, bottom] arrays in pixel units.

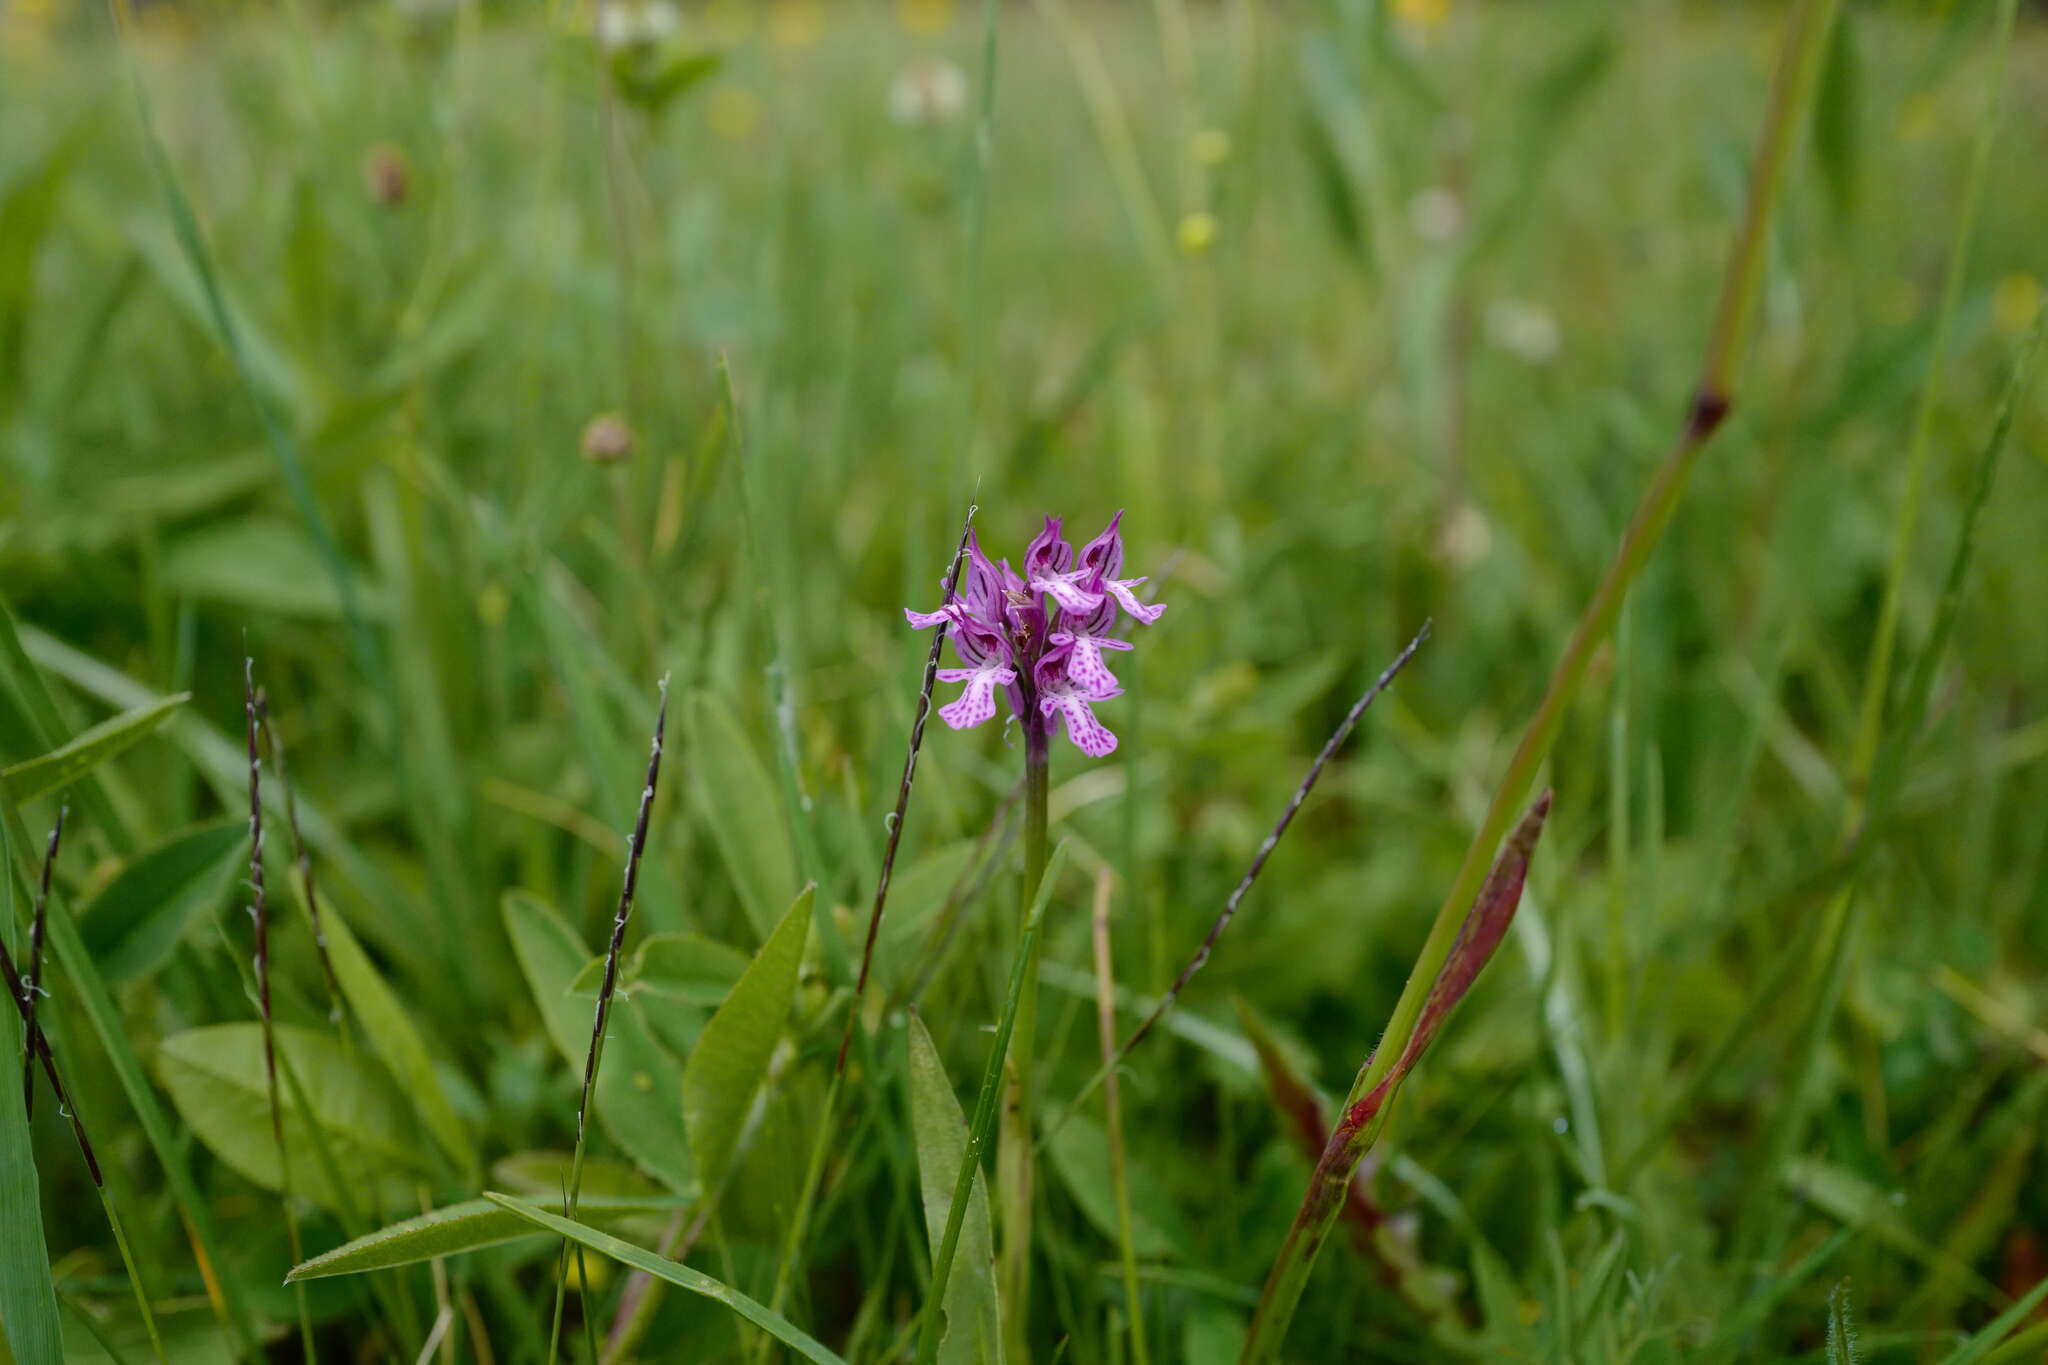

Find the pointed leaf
[[0, 692, 187, 805], [320, 900, 477, 1179], [682, 886, 812, 1190], [502, 892, 696, 1194], [78, 818, 244, 985], [1044, 1113, 1185, 1260], [155, 1023, 431, 1213], [906, 1014, 1004, 1365], [287, 1195, 683, 1281], [685, 692, 797, 940], [483, 1193, 847, 1365]]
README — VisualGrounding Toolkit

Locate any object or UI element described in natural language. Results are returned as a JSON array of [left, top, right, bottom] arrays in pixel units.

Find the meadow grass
[[3, 0, 2048, 1361]]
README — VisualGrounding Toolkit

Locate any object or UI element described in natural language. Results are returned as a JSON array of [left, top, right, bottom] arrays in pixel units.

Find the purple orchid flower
[[907, 512, 1164, 757]]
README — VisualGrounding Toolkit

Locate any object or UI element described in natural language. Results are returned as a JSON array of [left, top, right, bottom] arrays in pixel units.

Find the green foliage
[[0, 693, 185, 805], [77, 819, 244, 985], [155, 1023, 431, 1213], [3, 3, 2046, 1360], [287, 1194, 683, 1281], [906, 1013, 1004, 1365], [0, 937, 61, 1365], [681, 885, 813, 1191]]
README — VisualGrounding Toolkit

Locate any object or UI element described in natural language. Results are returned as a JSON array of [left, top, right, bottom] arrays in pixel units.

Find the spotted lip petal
[[1039, 684, 1121, 756], [936, 664, 1016, 730], [1105, 576, 1166, 624]]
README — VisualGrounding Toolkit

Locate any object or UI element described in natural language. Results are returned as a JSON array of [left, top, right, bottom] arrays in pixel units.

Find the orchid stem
[[998, 726, 1051, 1361]]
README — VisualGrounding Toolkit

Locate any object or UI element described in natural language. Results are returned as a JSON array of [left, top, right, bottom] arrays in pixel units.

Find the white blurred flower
[[1408, 186, 1463, 243], [1484, 298, 1561, 365], [597, 0, 681, 52], [888, 57, 968, 127]]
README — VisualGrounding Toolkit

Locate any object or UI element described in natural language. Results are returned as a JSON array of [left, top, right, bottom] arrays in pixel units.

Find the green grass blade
[[0, 846, 62, 1365], [918, 842, 1069, 1365], [0, 693, 187, 806], [0, 794, 258, 1359], [482, 1193, 849, 1365], [906, 1013, 1005, 1365], [288, 1196, 685, 1281], [1938, 1274, 2048, 1365]]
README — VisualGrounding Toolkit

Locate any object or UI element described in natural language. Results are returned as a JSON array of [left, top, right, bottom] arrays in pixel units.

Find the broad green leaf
[[320, 898, 477, 1179], [685, 692, 797, 940], [162, 518, 379, 621], [504, 890, 590, 1061], [492, 1151, 657, 1200], [287, 1195, 683, 1281], [631, 932, 753, 1005], [1813, 10, 1861, 217], [907, 1014, 1004, 1365], [1043, 1113, 1185, 1260], [77, 818, 244, 985], [483, 1193, 847, 1365], [155, 1023, 431, 1213], [0, 693, 187, 806], [0, 943, 62, 1365], [568, 931, 750, 1007], [502, 892, 695, 1194], [682, 887, 812, 1190]]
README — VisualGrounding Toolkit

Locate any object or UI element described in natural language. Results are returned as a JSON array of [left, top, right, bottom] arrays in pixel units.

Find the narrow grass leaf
[[0, 946, 61, 1365], [1935, 1274, 2048, 1365], [0, 796, 257, 1355], [907, 1014, 1005, 1365], [685, 692, 799, 941], [683, 886, 813, 1190], [287, 1196, 684, 1281], [0, 693, 187, 805], [482, 1193, 849, 1365], [77, 819, 244, 985], [320, 902, 478, 1179], [155, 1023, 432, 1213]]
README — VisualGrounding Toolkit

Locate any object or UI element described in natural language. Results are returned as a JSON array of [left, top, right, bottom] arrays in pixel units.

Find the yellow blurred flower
[[1177, 212, 1218, 257], [767, 0, 824, 48], [1394, 0, 1449, 29], [708, 86, 761, 141], [1896, 91, 1938, 145], [1992, 272, 2041, 337], [897, 0, 955, 36], [1191, 128, 1231, 167], [476, 583, 511, 628]]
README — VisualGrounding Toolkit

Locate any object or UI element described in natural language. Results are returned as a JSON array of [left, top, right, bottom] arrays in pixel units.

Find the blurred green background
[[3, 0, 2047, 1359]]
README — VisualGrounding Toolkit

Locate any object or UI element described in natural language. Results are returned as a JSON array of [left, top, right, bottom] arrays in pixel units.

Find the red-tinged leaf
[[1236, 1000, 1383, 1244], [1340, 790, 1552, 1138]]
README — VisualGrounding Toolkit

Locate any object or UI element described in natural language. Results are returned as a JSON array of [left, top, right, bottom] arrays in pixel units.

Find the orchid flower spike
[[907, 511, 1165, 756]]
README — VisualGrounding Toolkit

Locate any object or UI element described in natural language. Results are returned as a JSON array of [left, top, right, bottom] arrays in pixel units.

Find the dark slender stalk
[[1, 922, 99, 1185], [245, 658, 317, 1365], [548, 677, 669, 1363], [20, 803, 63, 1118], [1044, 623, 1428, 1145], [255, 693, 342, 1025], [838, 506, 979, 1074]]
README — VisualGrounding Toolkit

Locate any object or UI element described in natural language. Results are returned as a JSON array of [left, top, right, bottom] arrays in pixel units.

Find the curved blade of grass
[[1236, 0, 1840, 1351], [0, 692, 186, 806], [917, 842, 1069, 1365], [0, 824, 62, 1365], [1938, 1274, 2048, 1365], [482, 1193, 848, 1365], [907, 1013, 1004, 1365], [1, 786, 256, 1358], [288, 1195, 684, 1281]]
